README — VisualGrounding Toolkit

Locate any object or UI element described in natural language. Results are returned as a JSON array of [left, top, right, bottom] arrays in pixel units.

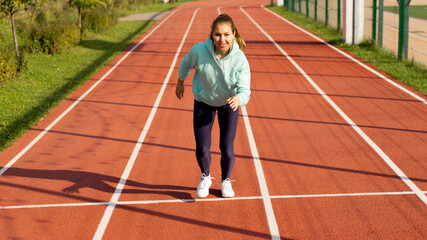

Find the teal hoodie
[[178, 38, 251, 107]]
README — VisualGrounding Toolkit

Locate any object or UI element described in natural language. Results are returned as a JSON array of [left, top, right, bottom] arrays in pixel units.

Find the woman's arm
[[176, 79, 185, 100], [235, 58, 251, 107], [176, 44, 199, 100], [178, 44, 199, 82]]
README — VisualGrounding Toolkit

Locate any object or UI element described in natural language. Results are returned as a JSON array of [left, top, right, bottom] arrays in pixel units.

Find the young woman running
[[175, 14, 251, 198]]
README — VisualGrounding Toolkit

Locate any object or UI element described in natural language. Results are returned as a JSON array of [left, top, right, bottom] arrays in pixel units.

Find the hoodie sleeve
[[178, 43, 199, 81], [236, 56, 251, 107]]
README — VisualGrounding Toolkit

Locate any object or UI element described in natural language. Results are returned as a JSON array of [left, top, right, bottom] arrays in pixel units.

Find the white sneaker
[[220, 178, 235, 198], [196, 173, 212, 198]]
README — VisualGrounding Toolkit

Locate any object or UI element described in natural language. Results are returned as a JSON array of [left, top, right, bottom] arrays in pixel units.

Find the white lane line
[[92, 8, 200, 240], [241, 107, 281, 240], [240, 6, 427, 206], [262, 5, 427, 104], [0, 197, 264, 210], [3, 191, 426, 210], [272, 191, 427, 199], [0, 10, 177, 177]]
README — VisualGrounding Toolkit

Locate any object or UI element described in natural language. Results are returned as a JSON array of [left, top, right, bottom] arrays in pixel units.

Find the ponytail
[[234, 29, 246, 52]]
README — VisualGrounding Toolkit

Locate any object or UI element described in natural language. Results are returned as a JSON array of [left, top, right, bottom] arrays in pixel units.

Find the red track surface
[[1, 0, 426, 239]]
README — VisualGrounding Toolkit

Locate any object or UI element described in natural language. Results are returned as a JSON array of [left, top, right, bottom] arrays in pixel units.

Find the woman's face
[[212, 23, 235, 55]]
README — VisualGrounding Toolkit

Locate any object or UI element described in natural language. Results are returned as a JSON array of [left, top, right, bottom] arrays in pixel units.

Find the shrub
[[0, 48, 18, 84], [113, 0, 128, 11], [28, 21, 80, 54], [82, 8, 118, 33], [35, 11, 48, 24]]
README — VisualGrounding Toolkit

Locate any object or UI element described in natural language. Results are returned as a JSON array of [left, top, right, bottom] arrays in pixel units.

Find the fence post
[[299, 0, 302, 13], [315, 0, 318, 21], [325, 0, 329, 25], [398, 0, 409, 60], [337, 0, 341, 30], [271, 0, 274, 6], [306, 0, 309, 17], [372, 0, 377, 42], [343, 0, 364, 44], [378, 0, 383, 47]]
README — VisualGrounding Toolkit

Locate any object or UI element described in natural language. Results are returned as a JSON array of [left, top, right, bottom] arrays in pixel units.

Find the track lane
[[93, 5, 204, 239], [104, 200, 272, 239], [1, 206, 108, 239], [272, 195, 427, 239], [102, 1, 276, 238]]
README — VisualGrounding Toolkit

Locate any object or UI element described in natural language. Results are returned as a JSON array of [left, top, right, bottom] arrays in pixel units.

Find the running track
[[1, 0, 426, 239]]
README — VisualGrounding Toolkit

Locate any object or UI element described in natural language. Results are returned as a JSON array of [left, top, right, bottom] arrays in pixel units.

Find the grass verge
[[267, 5, 427, 95]]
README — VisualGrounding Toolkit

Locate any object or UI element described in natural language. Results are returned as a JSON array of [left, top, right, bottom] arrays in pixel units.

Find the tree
[[68, 0, 107, 32], [0, 0, 31, 58]]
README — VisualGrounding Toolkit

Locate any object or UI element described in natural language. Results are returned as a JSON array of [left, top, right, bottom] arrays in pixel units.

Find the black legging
[[193, 100, 239, 180]]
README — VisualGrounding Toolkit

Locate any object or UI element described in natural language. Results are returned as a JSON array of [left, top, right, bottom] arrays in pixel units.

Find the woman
[[175, 14, 251, 198]]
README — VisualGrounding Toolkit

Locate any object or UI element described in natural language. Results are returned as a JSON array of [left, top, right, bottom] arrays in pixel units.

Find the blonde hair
[[210, 14, 246, 52]]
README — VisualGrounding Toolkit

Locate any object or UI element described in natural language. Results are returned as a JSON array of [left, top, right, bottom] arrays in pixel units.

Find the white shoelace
[[199, 174, 213, 188]]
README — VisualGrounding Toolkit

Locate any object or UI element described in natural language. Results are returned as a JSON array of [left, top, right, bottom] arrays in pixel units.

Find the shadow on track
[[140, 142, 427, 184], [24, 127, 427, 184], [2, 167, 193, 199]]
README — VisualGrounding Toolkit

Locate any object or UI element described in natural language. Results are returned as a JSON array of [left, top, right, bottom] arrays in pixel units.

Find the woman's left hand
[[226, 96, 240, 111]]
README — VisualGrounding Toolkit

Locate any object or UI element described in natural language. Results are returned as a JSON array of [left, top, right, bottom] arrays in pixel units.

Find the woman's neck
[[215, 48, 229, 59]]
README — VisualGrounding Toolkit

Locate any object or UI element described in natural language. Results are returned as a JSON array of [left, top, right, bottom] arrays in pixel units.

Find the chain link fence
[[282, 0, 427, 67]]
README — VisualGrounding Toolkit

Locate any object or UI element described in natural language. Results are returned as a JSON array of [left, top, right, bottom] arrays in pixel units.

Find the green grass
[[0, 20, 156, 152], [267, 5, 427, 95], [383, 5, 427, 20]]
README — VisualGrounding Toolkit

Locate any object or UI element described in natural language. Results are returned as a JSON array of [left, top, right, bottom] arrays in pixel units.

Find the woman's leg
[[193, 100, 216, 176], [217, 104, 239, 180]]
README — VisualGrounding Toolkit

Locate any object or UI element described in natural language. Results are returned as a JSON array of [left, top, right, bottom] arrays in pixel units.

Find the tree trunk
[[78, 7, 83, 40], [78, 7, 82, 30], [149, 0, 152, 6], [10, 11, 20, 58], [134, 0, 137, 12]]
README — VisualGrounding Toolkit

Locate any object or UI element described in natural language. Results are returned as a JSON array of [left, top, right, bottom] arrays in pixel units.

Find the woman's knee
[[220, 144, 234, 158], [196, 145, 211, 156]]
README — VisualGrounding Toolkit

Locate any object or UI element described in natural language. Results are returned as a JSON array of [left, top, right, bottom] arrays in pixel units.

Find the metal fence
[[281, 0, 427, 67]]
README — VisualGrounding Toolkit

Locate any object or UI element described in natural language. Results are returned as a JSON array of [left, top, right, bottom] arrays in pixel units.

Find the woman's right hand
[[176, 79, 185, 100]]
